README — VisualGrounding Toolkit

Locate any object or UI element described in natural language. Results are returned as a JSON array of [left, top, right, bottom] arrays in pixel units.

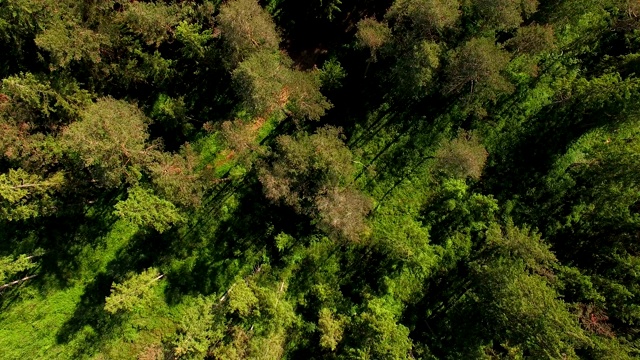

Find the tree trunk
[[0, 274, 37, 291]]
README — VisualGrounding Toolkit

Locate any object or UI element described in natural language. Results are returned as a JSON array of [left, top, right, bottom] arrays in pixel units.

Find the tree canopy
[[1, 0, 640, 358]]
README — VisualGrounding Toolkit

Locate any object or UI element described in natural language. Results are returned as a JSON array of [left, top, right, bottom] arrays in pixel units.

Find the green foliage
[[35, 20, 107, 68], [61, 97, 153, 187], [0, 252, 39, 284], [1, 72, 91, 125], [148, 147, 205, 209], [473, 0, 538, 31], [319, 57, 347, 90], [257, 126, 372, 241], [259, 126, 356, 207], [318, 308, 343, 351], [172, 297, 218, 359], [356, 18, 391, 60], [232, 51, 290, 116], [0, 169, 64, 221], [506, 24, 556, 54], [468, 221, 589, 357], [113, 187, 185, 233], [115, 2, 181, 47], [217, 0, 280, 63], [104, 268, 163, 314], [3, 0, 640, 358], [390, 40, 442, 99], [284, 69, 332, 121], [434, 130, 489, 180], [444, 37, 514, 115], [227, 279, 259, 317], [175, 21, 213, 59], [233, 51, 331, 119], [386, 0, 460, 34], [350, 298, 413, 359]]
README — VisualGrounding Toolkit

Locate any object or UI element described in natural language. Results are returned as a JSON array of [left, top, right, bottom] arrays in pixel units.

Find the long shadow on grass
[[0, 205, 118, 310], [163, 178, 311, 304], [55, 230, 171, 357]]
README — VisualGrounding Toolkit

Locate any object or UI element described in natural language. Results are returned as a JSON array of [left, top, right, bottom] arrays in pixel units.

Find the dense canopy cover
[[0, 0, 640, 359]]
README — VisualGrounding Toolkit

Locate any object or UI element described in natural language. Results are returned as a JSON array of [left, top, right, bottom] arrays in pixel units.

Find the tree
[[318, 57, 347, 90], [114, 2, 181, 47], [284, 69, 332, 121], [505, 24, 556, 54], [315, 187, 373, 243], [258, 128, 372, 241], [444, 37, 514, 115], [473, 0, 538, 31], [0, 168, 64, 221], [537, 117, 640, 339], [232, 51, 331, 119], [104, 268, 164, 314], [0, 251, 42, 290], [172, 296, 219, 359], [434, 130, 489, 180], [113, 186, 185, 233], [232, 51, 290, 116], [1, 72, 91, 129], [385, 0, 460, 35], [348, 298, 413, 359], [467, 221, 588, 358], [318, 308, 344, 351], [35, 20, 107, 68], [227, 279, 259, 318], [148, 145, 206, 209], [356, 18, 391, 61], [216, 0, 280, 64], [258, 126, 355, 207], [390, 40, 442, 99], [61, 97, 156, 187]]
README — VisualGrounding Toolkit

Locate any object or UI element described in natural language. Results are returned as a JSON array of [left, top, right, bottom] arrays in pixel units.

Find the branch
[[0, 274, 37, 291]]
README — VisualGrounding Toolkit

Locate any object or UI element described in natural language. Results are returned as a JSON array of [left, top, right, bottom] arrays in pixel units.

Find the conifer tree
[[0, 169, 64, 221], [113, 187, 185, 233], [61, 97, 156, 187], [104, 268, 164, 314], [444, 37, 514, 115]]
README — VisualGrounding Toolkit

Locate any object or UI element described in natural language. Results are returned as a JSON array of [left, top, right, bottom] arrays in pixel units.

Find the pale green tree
[[113, 186, 185, 233], [318, 308, 344, 351], [0, 169, 64, 221], [104, 268, 164, 314]]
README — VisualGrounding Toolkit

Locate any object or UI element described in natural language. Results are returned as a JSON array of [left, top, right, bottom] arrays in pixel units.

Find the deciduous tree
[[318, 308, 344, 351], [473, 0, 538, 31]]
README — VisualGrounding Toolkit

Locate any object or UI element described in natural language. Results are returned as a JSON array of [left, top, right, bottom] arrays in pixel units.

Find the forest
[[1, 0, 640, 358]]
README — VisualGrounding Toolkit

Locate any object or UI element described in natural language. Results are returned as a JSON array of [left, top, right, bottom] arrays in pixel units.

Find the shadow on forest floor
[[54, 230, 171, 356]]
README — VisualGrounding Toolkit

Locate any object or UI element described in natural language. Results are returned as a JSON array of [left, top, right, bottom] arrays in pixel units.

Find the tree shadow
[[54, 230, 170, 357], [0, 201, 118, 296], [163, 177, 307, 302]]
